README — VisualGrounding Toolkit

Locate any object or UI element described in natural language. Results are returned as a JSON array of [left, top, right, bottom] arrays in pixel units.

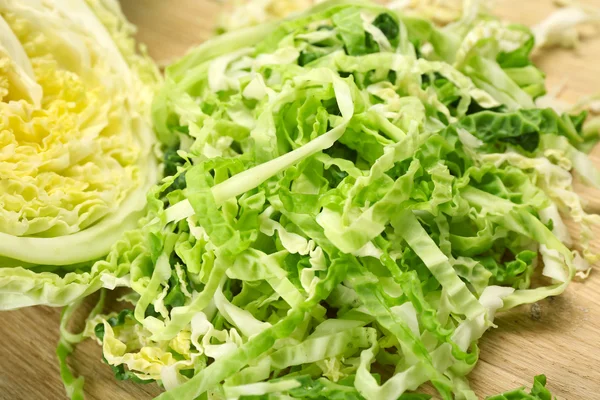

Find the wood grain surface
[[1, 0, 600, 399]]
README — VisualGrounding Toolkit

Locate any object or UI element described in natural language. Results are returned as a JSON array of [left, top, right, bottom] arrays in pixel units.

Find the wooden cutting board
[[1, 1, 600, 399]]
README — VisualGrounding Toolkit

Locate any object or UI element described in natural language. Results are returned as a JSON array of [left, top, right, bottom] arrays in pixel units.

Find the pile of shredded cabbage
[[55, 0, 600, 399], [0, 0, 595, 398], [0, 0, 160, 309]]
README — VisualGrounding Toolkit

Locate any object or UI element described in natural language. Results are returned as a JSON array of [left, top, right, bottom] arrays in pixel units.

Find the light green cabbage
[[0, 0, 160, 309], [54, 0, 598, 399]]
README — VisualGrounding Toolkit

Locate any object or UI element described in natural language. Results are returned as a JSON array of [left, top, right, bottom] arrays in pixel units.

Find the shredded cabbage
[[0, 0, 160, 309], [48, 1, 600, 399]]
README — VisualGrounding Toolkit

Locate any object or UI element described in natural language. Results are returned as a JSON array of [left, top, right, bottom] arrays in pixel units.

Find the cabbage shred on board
[[8, 0, 600, 399], [0, 0, 160, 309]]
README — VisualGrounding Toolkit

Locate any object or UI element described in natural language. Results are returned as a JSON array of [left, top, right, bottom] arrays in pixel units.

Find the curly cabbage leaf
[[0, 0, 160, 309]]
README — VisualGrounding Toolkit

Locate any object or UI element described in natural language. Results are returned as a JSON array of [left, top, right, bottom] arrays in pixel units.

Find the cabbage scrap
[[387, 0, 466, 26], [532, 4, 600, 50], [0, 0, 160, 309], [487, 375, 555, 400], [60, 0, 598, 399], [219, 0, 327, 31]]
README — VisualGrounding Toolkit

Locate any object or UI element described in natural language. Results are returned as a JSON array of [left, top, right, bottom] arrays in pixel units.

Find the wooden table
[[1, 0, 600, 399]]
